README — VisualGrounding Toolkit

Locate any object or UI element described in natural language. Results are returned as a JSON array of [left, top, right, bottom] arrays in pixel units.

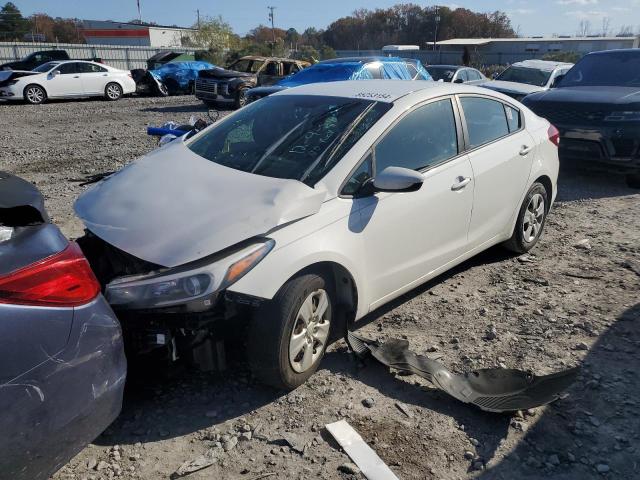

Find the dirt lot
[[1, 96, 639, 480]]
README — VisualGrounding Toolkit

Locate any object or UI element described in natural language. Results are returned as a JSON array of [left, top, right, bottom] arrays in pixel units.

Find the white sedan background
[[0, 60, 136, 104], [74, 80, 560, 390]]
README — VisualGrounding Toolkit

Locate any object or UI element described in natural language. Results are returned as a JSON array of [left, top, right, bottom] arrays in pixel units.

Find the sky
[[9, 0, 640, 37]]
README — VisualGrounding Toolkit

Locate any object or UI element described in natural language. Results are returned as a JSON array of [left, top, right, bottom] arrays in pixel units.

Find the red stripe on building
[[82, 29, 149, 38]]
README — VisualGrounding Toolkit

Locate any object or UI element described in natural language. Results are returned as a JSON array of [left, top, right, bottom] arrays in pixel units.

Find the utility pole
[[433, 5, 440, 51], [196, 9, 200, 29], [268, 5, 276, 54]]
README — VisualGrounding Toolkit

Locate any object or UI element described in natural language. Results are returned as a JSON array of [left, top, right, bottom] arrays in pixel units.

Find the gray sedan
[[0, 172, 126, 480]]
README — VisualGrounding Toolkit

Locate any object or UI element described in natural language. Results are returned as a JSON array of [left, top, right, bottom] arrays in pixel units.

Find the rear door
[[46, 61, 83, 96], [458, 95, 534, 247], [77, 62, 110, 95]]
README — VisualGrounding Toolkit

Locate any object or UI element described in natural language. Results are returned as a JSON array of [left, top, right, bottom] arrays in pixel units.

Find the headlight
[[604, 111, 640, 122], [7, 80, 19, 86], [105, 239, 274, 309]]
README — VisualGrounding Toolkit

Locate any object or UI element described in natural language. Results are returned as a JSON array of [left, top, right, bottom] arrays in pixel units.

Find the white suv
[[75, 80, 559, 389]]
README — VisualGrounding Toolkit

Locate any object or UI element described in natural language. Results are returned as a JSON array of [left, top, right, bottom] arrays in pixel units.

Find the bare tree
[[577, 19, 591, 37], [617, 25, 634, 37], [601, 16, 611, 37]]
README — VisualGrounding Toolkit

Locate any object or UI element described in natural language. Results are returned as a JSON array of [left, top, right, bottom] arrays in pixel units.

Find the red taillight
[[0, 242, 100, 307], [548, 124, 560, 147]]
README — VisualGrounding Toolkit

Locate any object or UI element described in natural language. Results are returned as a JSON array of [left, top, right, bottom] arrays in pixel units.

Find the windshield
[[496, 66, 552, 87], [188, 95, 391, 186], [559, 52, 640, 87], [426, 67, 456, 82], [279, 63, 365, 87], [228, 59, 264, 73], [32, 62, 57, 72]]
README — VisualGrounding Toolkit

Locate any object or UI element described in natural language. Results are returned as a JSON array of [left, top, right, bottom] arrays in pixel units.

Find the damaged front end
[[77, 231, 274, 370]]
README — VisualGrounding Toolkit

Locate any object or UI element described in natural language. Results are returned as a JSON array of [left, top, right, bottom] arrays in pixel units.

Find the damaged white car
[[75, 80, 559, 389]]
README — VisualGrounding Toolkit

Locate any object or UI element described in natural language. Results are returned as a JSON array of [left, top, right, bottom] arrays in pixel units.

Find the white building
[[82, 20, 196, 47]]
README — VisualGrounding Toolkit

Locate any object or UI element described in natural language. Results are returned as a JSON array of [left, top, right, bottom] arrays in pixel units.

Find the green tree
[[0, 2, 29, 41]]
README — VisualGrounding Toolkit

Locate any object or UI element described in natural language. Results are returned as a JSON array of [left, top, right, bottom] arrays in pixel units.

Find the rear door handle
[[73, 75, 80, 78], [451, 176, 471, 191], [519, 145, 533, 156]]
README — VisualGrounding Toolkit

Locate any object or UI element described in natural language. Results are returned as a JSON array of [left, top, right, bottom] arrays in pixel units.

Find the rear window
[[461, 97, 510, 148], [560, 52, 640, 87], [426, 66, 456, 82], [188, 95, 391, 186]]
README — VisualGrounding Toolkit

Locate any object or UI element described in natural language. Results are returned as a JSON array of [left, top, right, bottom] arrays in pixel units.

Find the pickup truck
[[1, 50, 70, 71]]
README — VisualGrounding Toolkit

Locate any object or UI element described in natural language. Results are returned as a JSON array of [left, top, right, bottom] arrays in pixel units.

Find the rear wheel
[[503, 182, 548, 254], [105, 82, 123, 101], [247, 273, 333, 390], [23, 84, 46, 104], [626, 173, 640, 189]]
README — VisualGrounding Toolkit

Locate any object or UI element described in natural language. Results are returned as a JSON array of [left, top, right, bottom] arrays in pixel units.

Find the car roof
[[238, 55, 303, 63], [587, 48, 640, 56], [320, 56, 406, 64], [510, 59, 573, 71], [274, 79, 484, 103], [427, 64, 462, 69]]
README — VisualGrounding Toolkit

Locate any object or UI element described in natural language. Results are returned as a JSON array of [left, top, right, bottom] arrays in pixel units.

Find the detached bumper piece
[[347, 331, 579, 413]]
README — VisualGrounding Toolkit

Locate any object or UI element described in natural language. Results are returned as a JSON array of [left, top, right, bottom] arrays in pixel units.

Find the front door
[[257, 61, 282, 86], [349, 98, 475, 310], [45, 62, 83, 96]]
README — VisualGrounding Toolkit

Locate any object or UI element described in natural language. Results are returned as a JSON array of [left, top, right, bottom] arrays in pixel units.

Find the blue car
[[247, 56, 432, 103], [0, 172, 126, 480]]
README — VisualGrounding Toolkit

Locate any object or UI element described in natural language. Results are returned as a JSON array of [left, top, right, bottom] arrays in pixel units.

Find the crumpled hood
[[523, 86, 640, 108], [483, 80, 545, 96], [74, 140, 326, 268]]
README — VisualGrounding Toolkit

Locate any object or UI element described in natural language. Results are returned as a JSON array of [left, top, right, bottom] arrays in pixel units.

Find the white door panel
[[357, 155, 474, 306], [44, 63, 83, 96], [81, 72, 109, 95], [467, 130, 534, 246]]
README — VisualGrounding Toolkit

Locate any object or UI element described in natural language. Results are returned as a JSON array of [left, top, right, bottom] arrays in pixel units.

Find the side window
[[375, 99, 458, 172], [504, 105, 521, 132], [78, 63, 107, 73], [458, 70, 469, 82], [405, 63, 419, 79], [468, 70, 482, 81], [460, 97, 510, 148], [57, 62, 79, 74], [283, 62, 300, 75], [262, 62, 278, 76], [342, 154, 373, 196]]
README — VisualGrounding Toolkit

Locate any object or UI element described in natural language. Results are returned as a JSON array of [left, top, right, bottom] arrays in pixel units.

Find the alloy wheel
[[288, 289, 331, 373], [522, 193, 545, 243], [106, 84, 121, 99], [26, 86, 44, 104]]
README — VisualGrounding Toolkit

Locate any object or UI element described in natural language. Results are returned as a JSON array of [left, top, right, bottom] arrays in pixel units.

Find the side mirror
[[551, 74, 565, 88], [372, 166, 424, 193], [52, 70, 60, 77], [453, 78, 464, 84]]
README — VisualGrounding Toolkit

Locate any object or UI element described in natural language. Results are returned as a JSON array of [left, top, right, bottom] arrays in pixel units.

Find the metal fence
[[0, 42, 197, 70]]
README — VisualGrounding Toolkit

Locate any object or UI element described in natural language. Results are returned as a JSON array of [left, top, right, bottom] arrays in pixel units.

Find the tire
[[105, 82, 123, 101], [625, 173, 640, 189], [247, 273, 333, 390], [155, 82, 169, 97], [503, 182, 549, 254], [23, 84, 46, 105], [234, 86, 249, 109]]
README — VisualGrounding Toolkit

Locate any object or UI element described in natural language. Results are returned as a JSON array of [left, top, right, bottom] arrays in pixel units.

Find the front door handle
[[519, 145, 533, 156], [73, 75, 80, 78], [451, 176, 471, 191]]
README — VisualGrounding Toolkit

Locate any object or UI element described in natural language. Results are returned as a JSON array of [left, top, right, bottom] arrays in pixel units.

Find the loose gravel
[[1, 96, 639, 480]]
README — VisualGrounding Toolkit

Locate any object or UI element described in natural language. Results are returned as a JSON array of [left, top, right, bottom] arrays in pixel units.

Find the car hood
[[74, 140, 326, 268], [482, 81, 545, 96], [523, 86, 640, 108], [199, 67, 253, 80]]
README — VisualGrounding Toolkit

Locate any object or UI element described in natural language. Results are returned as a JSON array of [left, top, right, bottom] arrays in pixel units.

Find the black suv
[[0, 50, 70, 71], [523, 49, 640, 188], [195, 56, 309, 109]]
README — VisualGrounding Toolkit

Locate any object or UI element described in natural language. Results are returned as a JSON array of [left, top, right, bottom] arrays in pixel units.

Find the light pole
[[433, 6, 440, 51], [268, 6, 276, 54]]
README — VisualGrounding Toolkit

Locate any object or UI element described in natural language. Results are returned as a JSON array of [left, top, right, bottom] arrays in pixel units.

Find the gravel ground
[[1, 96, 639, 480]]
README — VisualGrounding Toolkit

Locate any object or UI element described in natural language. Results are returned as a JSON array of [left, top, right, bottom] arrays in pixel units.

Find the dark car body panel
[[0, 172, 126, 480], [0, 50, 70, 71], [524, 84, 640, 172]]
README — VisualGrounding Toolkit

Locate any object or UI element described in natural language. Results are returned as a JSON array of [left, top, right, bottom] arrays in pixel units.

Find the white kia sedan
[[74, 81, 559, 389], [0, 60, 136, 104]]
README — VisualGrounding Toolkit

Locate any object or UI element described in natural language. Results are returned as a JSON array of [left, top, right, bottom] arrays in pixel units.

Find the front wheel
[[234, 86, 248, 109], [23, 84, 46, 104], [105, 82, 123, 101], [247, 273, 333, 390], [503, 182, 549, 254]]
